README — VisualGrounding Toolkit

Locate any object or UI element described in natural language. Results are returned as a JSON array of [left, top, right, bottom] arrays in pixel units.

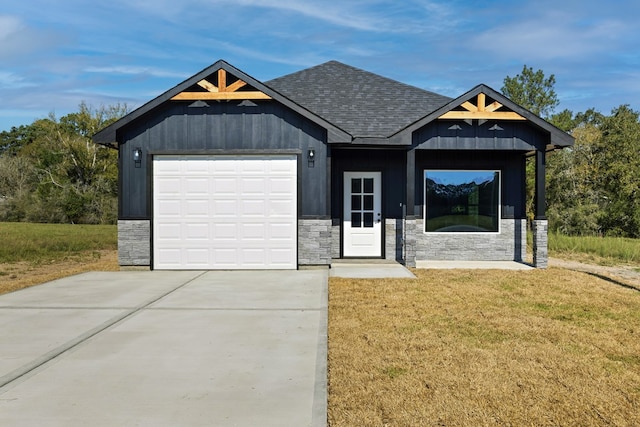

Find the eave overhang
[[390, 84, 574, 150], [92, 60, 351, 146]]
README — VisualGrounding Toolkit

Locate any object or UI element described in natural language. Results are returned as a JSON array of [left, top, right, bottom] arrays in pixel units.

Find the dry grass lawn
[[0, 250, 119, 295], [329, 268, 640, 426]]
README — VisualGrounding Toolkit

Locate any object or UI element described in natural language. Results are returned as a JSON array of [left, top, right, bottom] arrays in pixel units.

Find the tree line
[[0, 68, 638, 237], [503, 65, 640, 238], [0, 103, 128, 224]]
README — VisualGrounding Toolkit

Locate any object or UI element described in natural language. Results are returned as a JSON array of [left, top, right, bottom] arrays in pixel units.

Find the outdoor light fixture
[[307, 149, 315, 167], [133, 147, 142, 168]]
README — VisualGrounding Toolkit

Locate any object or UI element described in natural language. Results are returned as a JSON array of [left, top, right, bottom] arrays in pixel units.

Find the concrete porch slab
[[417, 260, 534, 270], [330, 260, 416, 279]]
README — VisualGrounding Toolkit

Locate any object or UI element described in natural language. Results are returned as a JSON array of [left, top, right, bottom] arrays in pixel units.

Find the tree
[[502, 65, 559, 118], [598, 105, 640, 237], [0, 103, 128, 224], [546, 119, 606, 235], [502, 65, 562, 225]]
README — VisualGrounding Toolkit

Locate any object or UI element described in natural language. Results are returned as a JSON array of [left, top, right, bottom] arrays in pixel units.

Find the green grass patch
[[0, 222, 117, 263], [549, 232, 640, 264], [382, 366, 408, 379]]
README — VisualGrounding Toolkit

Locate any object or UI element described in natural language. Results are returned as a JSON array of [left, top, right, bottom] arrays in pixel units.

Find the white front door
[[343, 172, 382, 257]]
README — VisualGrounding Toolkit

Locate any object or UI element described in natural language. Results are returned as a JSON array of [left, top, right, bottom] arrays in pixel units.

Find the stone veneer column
[[532, 219, 549, 269], [404, 217, 417, 268], [117, 220, 151, 267], [298, 219, 332, 266], [385, 219, 404, 261]]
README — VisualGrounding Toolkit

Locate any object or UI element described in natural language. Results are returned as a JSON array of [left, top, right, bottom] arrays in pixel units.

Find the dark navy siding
[[331, 148, 406, 220], [414, 120, 547, 151], [118, 101, 327, 219], [415, 150, 525, 219]]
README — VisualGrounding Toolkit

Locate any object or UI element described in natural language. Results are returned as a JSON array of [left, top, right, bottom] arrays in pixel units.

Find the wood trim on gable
[[171, 69, 272, 101], [439, 92, 526, 121]]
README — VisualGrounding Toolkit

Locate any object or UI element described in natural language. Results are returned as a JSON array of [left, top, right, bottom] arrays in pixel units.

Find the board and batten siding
[[118, 101, 328, 219], [414, 120, 547, 152]]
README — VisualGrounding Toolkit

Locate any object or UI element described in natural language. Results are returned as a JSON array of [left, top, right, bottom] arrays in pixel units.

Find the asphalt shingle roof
[[267, 61, 452, 138]]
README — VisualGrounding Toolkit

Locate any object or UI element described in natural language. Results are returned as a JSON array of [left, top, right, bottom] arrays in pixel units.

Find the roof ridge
[[267, 60, 453, 138], [268, 60, 449, 99]]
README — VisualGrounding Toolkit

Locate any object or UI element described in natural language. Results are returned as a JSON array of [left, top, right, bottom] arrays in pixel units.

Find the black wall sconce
[[307, 149, 315, 167], [133, 147, 142, 168]]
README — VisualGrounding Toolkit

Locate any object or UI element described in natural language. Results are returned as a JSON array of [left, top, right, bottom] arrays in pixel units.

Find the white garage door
[[153, 155, 297, 270]]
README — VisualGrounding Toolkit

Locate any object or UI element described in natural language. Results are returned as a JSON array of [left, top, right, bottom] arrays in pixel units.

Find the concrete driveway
[[0, 269, 328, 427]]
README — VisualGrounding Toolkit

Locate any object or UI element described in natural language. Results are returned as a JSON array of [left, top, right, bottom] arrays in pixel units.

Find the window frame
[[423, 169, 501, 234]]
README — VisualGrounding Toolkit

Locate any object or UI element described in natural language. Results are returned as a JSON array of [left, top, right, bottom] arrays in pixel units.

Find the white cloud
[[470, 9, 629, 61], [0, 71, 35, 89], [0, 15, 66, 59], [84, 66, 188, 79], [0, 15, 23, 39]]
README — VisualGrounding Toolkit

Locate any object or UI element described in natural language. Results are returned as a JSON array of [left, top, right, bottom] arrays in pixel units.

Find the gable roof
[[93, 59, 573, 150], [391, 84, 574, 149], [93, 60, 351, 146], [266, 61, 452, 139]]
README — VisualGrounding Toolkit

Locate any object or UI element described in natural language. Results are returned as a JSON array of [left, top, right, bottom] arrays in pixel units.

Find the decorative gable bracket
[[171, 69, 272, 101], [439, 93, 525, 121]]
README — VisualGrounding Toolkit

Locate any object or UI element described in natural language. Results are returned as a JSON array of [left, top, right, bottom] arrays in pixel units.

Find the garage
[[153, 155, 297, 270]]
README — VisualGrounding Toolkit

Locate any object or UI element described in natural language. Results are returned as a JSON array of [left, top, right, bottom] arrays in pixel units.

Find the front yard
[[329, 268, 640, 426]]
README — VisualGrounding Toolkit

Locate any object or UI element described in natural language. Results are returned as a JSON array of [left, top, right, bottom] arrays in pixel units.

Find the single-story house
[[93, 60, 573, 270]]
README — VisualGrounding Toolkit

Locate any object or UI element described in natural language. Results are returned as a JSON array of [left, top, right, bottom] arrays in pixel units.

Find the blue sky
[[1, 0, 639, 132]]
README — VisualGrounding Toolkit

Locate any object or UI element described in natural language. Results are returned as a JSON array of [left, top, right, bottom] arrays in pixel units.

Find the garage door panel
[[156, 200, 182, 217], [184, 177, 209, 194], [212, 177, 237, 194], [241, 200, 266, 216], [241, 223, 266, 240], [269, 222, 295, 239], [212, 199, 237, 216], [269, 199, 295, 216], [269, 176, 296, 193], [156, 222, 182, 240], [154, 155, 297, 269], [185, 200, 209, 216], [241, 177, 266, 194], [212, 248, 238, 266], [185, 223, 209, 240], [185, 249, 210, 265], [156, 177, 181, 194], [268, 158, 297, 174], [270, 248, 295, 264], [155, 248, 182, 266]]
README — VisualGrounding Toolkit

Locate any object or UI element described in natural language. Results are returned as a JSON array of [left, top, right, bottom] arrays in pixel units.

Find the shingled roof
[[266, 61, 452, 139]]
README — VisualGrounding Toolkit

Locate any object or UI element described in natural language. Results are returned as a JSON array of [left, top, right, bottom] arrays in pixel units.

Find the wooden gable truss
[[171, 69, 272, 101], [438, 92, 525, 121]]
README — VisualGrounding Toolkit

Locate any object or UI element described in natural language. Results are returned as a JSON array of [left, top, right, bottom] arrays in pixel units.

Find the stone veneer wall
[[385, 218, 404, 261], [331, 222, 341, 259], [532, 219, 548, 268], [298, 219, 332, 266], [411, 218, 526, 263], [118, 220, 151, 266]]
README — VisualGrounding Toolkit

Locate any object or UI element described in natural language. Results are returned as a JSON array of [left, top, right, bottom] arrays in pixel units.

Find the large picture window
[[424, 170, 500, 233]]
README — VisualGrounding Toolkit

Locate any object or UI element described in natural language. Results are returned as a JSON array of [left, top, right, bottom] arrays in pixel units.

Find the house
[[93, 60, 573, 270]]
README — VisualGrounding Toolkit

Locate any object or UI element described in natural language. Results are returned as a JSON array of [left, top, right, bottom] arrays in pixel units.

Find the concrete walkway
[[0, 270, 328, 427], [329, 259, 416, 279]]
